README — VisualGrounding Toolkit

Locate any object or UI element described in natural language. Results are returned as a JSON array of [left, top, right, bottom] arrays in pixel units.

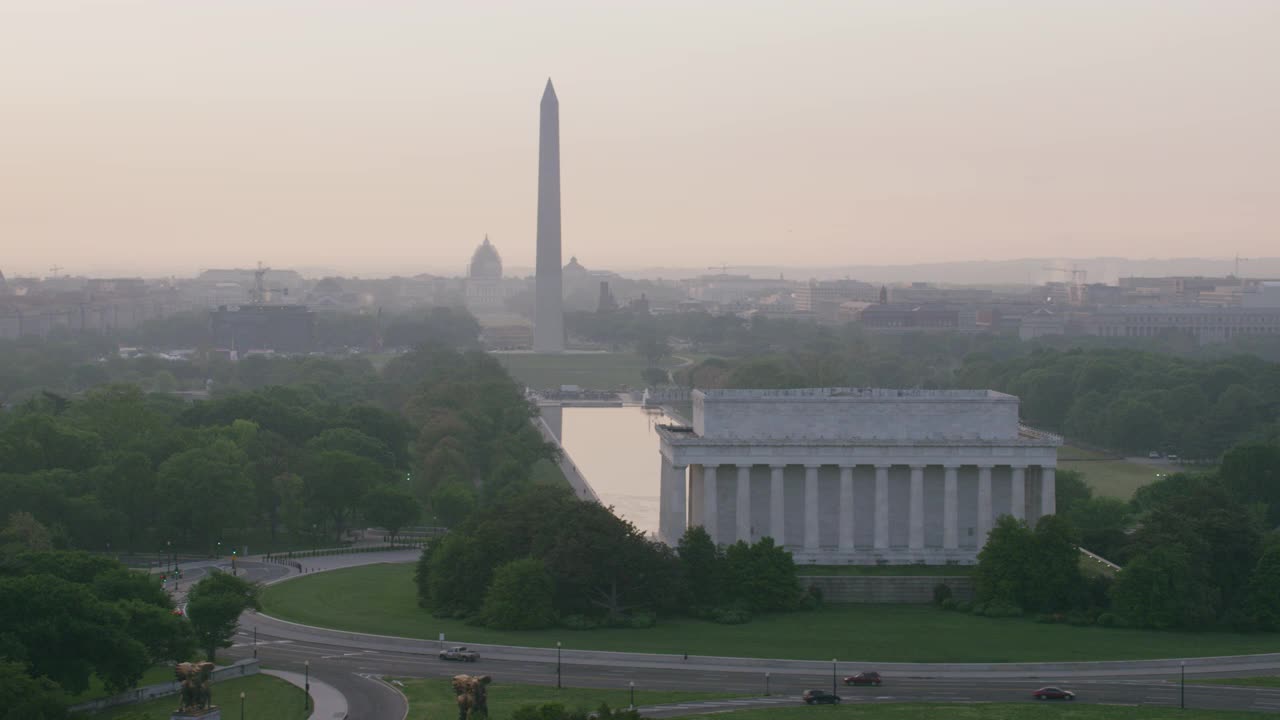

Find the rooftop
[[696, 388, 1012, 401]]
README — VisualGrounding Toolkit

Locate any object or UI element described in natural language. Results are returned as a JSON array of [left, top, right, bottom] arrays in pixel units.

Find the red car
[[1032, 687, 1075, 701], [843, 672, 882, 686]]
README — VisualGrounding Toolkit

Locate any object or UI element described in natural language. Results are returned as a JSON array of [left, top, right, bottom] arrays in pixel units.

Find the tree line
[[415, 485, 810, 631]]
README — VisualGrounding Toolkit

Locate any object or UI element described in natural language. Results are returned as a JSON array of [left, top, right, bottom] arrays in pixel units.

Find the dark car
[[1032, 687, 1075, 701], [843, 671, 882, 686], [802, 690, 842, 705]]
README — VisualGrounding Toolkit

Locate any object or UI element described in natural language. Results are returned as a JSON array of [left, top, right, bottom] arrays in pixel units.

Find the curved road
[[214, 554, 1280, 718]]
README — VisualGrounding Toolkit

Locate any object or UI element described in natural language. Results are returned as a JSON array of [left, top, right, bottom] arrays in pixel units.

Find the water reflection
[[559, 406, 675, 535]]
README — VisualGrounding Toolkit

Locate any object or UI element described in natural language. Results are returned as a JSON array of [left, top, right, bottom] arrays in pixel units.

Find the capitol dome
[[468, 235, 503, 279]]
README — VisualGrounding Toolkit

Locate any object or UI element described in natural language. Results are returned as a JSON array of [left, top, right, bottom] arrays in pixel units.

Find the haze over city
[[3, 1, 1278, 277]]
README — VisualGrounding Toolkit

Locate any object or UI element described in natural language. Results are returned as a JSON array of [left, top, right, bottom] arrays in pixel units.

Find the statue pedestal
[[171, 708, 221, 720]]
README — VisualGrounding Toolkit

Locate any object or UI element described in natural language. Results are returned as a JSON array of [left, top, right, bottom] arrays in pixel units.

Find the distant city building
[[1084, 306, 1280, 344], [210, 304, 315, 355], [656, 388, 1061, 564], [596, 281, 617, 313], [795, 279, 878, 322], [1018, 307, 1067, 340], [858, 303, 978, 333], [465, 235, 505, 316]]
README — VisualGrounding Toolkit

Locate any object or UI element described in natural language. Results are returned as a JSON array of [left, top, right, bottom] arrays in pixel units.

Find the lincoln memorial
[[655, 388, 1062, 564]]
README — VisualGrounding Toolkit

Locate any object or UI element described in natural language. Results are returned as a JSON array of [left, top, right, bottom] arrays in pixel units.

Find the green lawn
[[1058, 445, 1163, 500], [796, 565, 973, 577], [666, 704, 1260, 720], [94, 673, 306, 720], [1188, 676, 1280, 688], [531, 458, 569, 487], [259, 564, 1280, 663], [67, 665, 176, 703], [494, 352, 671, 390], [400, 678, 733, 718]]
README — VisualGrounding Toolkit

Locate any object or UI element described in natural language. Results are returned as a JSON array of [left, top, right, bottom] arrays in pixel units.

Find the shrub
[[979, 600, 1023, 618], [712, 607, 752, 625], [939, 598, 957, 611], [628, 612, 656, 629], [1065, 610, 1092, 626], [561, 614, 600, 631], [954, 600, 973, 614], [1034, 613, 1057, 624], [1096, 612, 1120, 628], [932, 583, 953, 605]]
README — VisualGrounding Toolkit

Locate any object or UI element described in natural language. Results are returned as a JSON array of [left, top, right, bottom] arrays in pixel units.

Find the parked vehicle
[[802, 690, 842, 705], [1148, 450, 1161, 459], [439, 646, 480, 662], [843, 672, 883, 686], [1032, 687, 1075, 701]]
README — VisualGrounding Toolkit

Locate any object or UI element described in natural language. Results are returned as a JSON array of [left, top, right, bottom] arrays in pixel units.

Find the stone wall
[[798, 575, 974, 604]]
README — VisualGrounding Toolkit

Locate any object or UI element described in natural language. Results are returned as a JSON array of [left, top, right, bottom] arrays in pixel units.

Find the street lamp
[[167, 540, 172, 573], [556, 641, 562, 689], [304, 660, 310, 712], [253, 627, 257, 659], [832, 658, 838, 697], [239, 691, 245, 720], [629, 681, 635, 710], [1180, 661, 1185, 709], [765, 672, 770, 697]]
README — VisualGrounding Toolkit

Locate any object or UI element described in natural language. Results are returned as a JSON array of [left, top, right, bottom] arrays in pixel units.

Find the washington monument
[[534, 78, 565, 352]]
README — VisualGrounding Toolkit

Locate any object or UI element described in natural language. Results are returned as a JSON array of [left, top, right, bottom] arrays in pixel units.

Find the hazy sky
[[2, 1, 1277, 277]]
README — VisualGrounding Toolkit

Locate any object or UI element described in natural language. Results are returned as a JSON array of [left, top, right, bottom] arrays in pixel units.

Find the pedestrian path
[[263, 668, 348, 720]]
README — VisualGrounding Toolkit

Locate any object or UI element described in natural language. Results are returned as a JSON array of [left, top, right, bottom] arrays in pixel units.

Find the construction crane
[[251, 261, 289, 304], [1042, 264, 1088, 305]]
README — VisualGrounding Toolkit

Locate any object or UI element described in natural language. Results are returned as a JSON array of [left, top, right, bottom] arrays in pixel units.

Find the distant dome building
[[466, 235, 505, 315]]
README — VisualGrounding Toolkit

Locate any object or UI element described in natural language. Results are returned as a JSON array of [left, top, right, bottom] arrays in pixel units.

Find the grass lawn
[[399, 678, 733, 718], [494, 352, 674, 390], [666, 704, 1261, 720], [1188, 676, 1280, 688], [94, 673, 306, 720], [796, 565, 974, 577], [259, 564, 1280, 663], [1058, 445, 1163, 500], [531, 458, 569, 487], [67, 665, 175, 703]]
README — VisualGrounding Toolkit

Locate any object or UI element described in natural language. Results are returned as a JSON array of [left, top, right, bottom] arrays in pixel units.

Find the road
[[206, 555, 1280, 719]]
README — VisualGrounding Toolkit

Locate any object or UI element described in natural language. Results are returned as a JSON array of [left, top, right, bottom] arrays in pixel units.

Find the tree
[[0, 660, 69, 720], [0, 512, 52, 554], [1245, 540, 1280, 630], [1218, 442, 1280, 528], [721, 537, 801, 612], [156, 440, 253, 549], [1053, 470, 1092, 517], [186, 573, 260, 662], [363, 485, 420, 540], [479, 558, 556, 630], [1111, 543, 1217, 629], [1026, 515, 1083, 613], [431, 481, 477, 528], [974, 516, 1035, 609], [640, 367, 669, 387], [1062, 496, 1131, 562], [302, 450, 383, 538], [676, 527, 721, 609]]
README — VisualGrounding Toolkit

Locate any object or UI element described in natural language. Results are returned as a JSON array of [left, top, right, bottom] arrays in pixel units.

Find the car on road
[[1148, 450, 1162, 459], [1032, 687, 1075, 701], [1167, 454, 1179, 463], [843, 672, 883, 686], [802, 690, 842, 705], [439, 646, 480, 662]]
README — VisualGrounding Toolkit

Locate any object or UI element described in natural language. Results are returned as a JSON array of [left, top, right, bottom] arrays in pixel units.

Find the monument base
[[171, 708, 221, 720]]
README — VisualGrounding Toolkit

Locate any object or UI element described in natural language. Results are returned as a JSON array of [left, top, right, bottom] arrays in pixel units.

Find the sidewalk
[[263, 669, 348, 720]]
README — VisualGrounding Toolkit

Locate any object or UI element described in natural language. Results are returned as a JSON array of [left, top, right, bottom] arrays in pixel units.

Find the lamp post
[[765, 672, 770, 697], [239, 691, 245, 720], [556, 641, 562, 689], [832, 658, 837, 697], [304, 660, 310, 712], [253, 626, 257, 659], [1180, 661, 1185, 709], [629, 681, 635, 710], [167, 540, 172, 573]]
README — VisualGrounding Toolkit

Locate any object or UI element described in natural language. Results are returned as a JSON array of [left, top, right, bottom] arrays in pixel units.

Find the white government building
[[655, 388, 1062, 564]]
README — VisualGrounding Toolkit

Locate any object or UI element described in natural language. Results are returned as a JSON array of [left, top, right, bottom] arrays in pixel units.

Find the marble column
[[658, 455, 687, 545], [977, 464, 993, 544], [736, 464, 752, 543], [1010, 465, 1027, 522], [769, 465, 785, 543], [943, 464, 959, 550], [1040, 466, 1056, 520], [909, 464, 925, 550], [703, 465, 718, 544], [804, 464, 820, 550], [838, 465, 855, 551], [874, 464, 890, 550]]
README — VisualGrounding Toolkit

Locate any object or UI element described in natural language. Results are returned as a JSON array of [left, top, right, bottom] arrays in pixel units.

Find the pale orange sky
[[2, 1, 1277, 277]]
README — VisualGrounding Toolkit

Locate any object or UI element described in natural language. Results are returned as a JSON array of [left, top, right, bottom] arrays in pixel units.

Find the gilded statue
[[174, 661, 216, 712], [451, 673, 491, 720]]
